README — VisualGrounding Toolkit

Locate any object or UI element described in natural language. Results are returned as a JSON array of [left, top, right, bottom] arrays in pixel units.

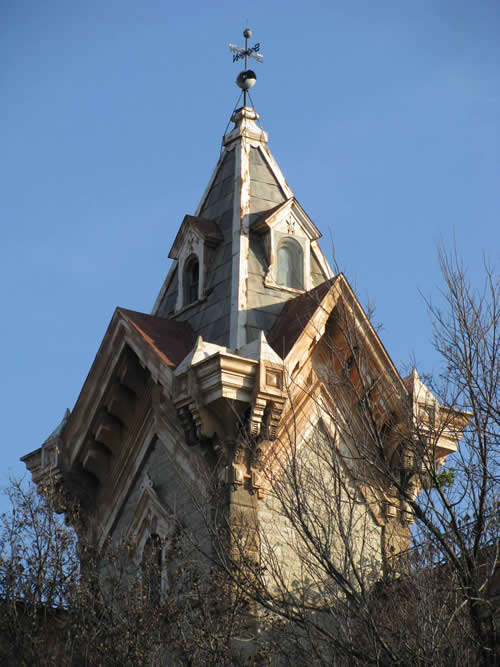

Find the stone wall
[[258, 430, 383, 598]]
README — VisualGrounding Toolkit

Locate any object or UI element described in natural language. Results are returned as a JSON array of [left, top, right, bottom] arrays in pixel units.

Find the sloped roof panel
[[118, 308, 196, 367], [267, 278, 338, 358]]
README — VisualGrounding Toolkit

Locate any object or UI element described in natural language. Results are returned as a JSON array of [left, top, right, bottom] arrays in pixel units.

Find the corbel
[[118, 352, 148, 396], [248, 361, 287, 441], [94, 409, 122, 456], [264, 401, 285, 441], [81, 438, 111, 485], [249, 396, 267, 436], [172, 367, 208, 446], [186, 367, 204, 437], [106, 380, 136, 429]]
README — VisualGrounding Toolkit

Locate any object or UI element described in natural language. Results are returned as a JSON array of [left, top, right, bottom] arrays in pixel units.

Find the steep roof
[[152, 105, 332, 349], [267, 278, 338, 358], [118, 308, 196, 368]]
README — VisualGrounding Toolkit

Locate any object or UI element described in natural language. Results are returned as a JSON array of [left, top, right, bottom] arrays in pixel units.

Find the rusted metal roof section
[[168, 215, 223, 260], [267, 278, 338, 359], [118, 308, 196, 367]]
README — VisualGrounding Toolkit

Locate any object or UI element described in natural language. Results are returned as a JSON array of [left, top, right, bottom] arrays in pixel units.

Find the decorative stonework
[[173, 338, 286, 450], [127, 473, 176, 579], [21, 95, 474, 603], [22, 409, 69, 494], [229, 459, 266, 499]]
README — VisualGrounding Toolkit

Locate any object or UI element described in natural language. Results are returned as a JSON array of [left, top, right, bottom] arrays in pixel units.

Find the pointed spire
[[152, 49, 333, 351]]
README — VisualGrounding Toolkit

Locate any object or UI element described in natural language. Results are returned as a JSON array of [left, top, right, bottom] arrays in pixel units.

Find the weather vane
[[229, 26, 263, 106]]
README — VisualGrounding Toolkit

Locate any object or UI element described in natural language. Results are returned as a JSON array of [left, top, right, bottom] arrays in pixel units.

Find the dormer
[[168, 215, 223, 312], [251, 197, 331, 293]]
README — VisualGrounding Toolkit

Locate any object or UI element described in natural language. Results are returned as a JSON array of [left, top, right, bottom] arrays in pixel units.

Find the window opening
[[184, 256, 199, 305], [278, 238, 303, 289], [142, 533, 162, 605]]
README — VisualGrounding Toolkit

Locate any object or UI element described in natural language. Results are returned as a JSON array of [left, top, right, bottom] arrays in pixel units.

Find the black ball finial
[[236, 70, 256, 90], [243, 28, 252, 39]]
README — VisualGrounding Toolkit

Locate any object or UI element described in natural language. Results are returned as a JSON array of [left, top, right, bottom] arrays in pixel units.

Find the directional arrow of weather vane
[[229, 27, 264, 69]]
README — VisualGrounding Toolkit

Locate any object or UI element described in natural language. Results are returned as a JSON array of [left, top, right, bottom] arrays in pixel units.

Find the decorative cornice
[[173, 346, 287, 449]]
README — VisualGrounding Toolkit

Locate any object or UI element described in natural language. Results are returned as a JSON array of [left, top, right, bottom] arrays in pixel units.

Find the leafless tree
[[205, 248, 499, 666], [0, 477, 79, 664], [0, 477, 252, 665], [1, 249, 497, 666]]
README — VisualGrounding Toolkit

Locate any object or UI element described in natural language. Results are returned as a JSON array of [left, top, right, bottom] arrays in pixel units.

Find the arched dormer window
[[278, 238, 304, 290], [183, 255, 199, 306], [142, 533, 162, 605]]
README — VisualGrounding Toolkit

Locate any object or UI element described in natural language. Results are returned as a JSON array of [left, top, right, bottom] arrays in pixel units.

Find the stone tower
[[22, 93, 463, 591]]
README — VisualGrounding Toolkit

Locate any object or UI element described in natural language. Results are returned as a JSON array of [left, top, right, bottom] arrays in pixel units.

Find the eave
[[168, 214, 223, 260], [251, 197, 322, 241], [21, 308, 197, 533]]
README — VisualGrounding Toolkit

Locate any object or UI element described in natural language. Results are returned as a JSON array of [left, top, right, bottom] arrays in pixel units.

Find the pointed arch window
[[278, 238, 304, 290], [142, 533, 162, 605], [183, 255, 199, 306]]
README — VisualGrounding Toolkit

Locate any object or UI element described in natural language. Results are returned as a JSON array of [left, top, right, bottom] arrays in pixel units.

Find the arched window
[[142, 533, 162, 605], [183, 255, 199, 306], [278, 238, 303, 290]]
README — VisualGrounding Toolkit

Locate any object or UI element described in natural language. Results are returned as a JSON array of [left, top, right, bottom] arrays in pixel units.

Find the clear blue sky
[[2, 1, 499, 498]]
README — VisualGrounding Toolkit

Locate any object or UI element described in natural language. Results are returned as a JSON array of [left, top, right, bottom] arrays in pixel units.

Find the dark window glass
[[278, 239, 303, 289], [142, 533, 162, 604], [184, 256, 199, 305]]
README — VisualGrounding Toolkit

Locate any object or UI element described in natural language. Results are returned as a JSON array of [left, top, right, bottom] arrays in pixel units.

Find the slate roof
[[118, 308, 196, 367], [267, 278, 338, 359], [154, 107, 331, 348], [250, 201, 285, 230], [157, 136, 290, 346]]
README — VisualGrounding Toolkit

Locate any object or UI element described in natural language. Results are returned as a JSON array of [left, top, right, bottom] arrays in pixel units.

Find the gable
[[107, 433, 211, 557], [22, 309, 198, 544], [251, 197, 320, 240], [168, 215, 223, 261]]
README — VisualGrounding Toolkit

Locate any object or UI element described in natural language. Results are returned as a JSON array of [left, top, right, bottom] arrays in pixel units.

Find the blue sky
[[1, 1, 499, 500]]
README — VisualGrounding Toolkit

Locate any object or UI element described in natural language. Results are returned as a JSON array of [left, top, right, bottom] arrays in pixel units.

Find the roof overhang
[[168, 215, 223, 260], [251, 197, 322, 241], [21, 309, 197, 521]]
